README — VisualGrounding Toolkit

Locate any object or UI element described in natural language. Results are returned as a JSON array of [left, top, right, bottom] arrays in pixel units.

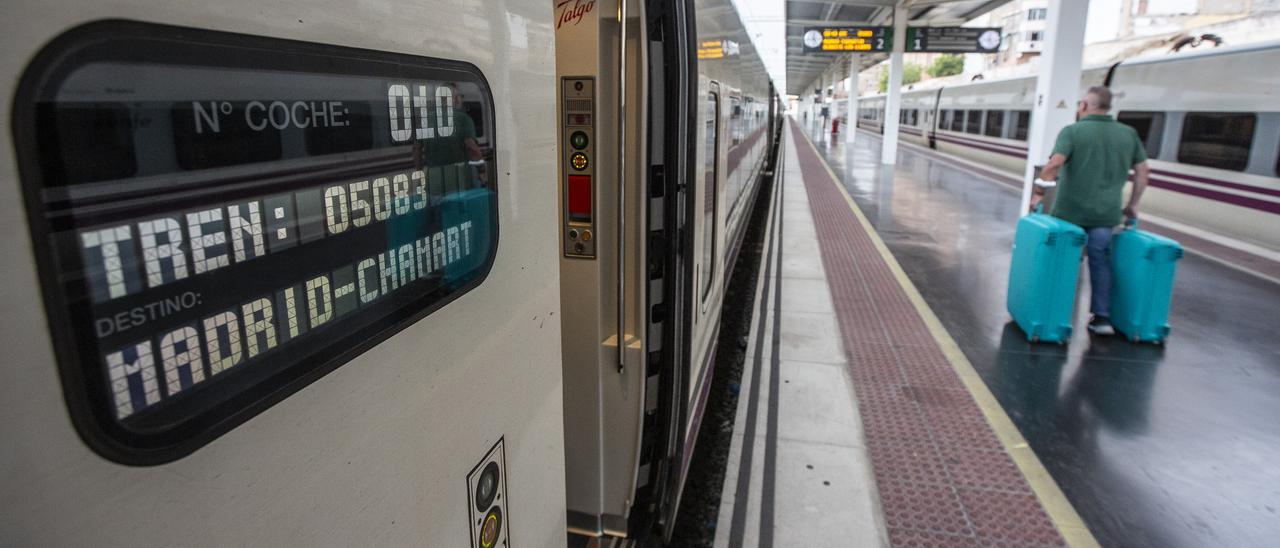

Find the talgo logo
[[555, 0, 595, 30]]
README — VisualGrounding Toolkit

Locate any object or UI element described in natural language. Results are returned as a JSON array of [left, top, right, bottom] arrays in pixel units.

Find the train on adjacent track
[[852, 40, 1280, 251], [0, 0, 779, 545]]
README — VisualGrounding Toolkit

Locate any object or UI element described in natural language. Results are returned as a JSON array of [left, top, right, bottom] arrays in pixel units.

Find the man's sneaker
[[1087, 316, 1115, 336]]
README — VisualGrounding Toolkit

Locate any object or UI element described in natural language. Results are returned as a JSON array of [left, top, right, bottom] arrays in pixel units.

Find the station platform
[[715, 120, 1087, 547], [715, 117, 1280, 547]]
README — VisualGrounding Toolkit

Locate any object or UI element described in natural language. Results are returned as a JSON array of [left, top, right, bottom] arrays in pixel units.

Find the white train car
[[858, 41, 1280, 250], [855, 94, 886, 134], [1, 2, 564, 547], [1, 0, 780, 545], [1108, 43, 1280, 250]]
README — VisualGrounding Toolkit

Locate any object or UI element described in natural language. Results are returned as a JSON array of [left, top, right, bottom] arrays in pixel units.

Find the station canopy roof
[[786, 0, 1012, 96]]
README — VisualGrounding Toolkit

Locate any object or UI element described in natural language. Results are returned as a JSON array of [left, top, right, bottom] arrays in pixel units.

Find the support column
[[821, 71, 831, 129], [881, 3, 907, 165], [1020, 0, 1091, 214], [845, 55, 859, 143], [810, 80, 820, 127]]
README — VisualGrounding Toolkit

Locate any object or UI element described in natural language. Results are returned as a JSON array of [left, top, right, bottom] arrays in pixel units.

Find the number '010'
[[387, 83, 455, 142]]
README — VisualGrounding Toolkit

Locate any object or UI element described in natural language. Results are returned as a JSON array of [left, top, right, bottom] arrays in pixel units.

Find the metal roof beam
[[789, 0, 897, 7], [786, 19, 879, 26]]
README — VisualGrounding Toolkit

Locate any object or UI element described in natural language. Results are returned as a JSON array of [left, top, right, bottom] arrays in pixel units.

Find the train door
[[0, 4, 565, 547], [556, 0, 651, 538], [556, 0, 698, 539]]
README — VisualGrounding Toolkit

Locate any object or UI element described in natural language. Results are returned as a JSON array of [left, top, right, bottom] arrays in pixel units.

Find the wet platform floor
[[804, 123, 1280, 548]]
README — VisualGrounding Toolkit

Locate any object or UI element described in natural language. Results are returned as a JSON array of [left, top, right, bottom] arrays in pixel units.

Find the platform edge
[[797, 123, 1100, 548]]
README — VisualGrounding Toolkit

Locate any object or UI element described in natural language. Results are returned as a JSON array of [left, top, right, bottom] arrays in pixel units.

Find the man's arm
[[1038, 153, 1067, 182], [1125, 161, 1150, 220], [464, 138, 483, 161], [1029, 153, 1067, 211]]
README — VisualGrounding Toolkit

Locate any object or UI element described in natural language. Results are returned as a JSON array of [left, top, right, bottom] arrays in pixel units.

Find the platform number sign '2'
[[14, 21, 498, 464]]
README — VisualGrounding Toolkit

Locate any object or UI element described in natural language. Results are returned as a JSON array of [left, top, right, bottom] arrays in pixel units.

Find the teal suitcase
[[1110, 220, 1182, 343], [1007, 206, 1087, 343]]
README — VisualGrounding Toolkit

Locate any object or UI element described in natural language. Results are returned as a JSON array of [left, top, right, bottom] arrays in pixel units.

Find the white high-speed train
[[0, 0, 778, 546], [855, 41, 1280, 251]]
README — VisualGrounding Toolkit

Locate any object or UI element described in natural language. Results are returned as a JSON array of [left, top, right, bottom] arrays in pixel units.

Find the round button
[[574, 81, 584, 91], [581, 230, 592, 242], [474, 462, 500, 512], [568, 229, 579, 240], [574, 242, 585, 254], [570, 131, 589, 150], [479, 507, 502, 548], [571, 152, 589, 171]]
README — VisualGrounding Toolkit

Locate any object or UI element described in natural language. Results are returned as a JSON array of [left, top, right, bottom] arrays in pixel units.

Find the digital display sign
[[907, 27, 1003, 53], [697, 39, 740, 60], [801, 27, 891, 53], [14, 22, 498, 463]]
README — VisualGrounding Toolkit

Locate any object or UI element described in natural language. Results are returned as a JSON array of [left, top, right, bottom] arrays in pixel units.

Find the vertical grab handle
[[616, 0, 628, 373]]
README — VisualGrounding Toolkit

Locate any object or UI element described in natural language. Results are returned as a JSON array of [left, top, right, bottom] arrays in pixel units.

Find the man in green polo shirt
[[1032, 86, 1151, 336]]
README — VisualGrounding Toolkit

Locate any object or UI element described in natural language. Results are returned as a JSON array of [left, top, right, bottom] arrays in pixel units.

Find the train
[[851, 40, 1280, 251], [0, 0, 779, 546]]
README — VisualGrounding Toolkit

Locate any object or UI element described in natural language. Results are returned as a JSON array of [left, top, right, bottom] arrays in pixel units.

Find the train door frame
[[622, 0, 699, 539]]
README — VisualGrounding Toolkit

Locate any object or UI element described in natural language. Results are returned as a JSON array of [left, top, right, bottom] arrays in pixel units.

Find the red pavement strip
[[789, 122, 1095, 547]]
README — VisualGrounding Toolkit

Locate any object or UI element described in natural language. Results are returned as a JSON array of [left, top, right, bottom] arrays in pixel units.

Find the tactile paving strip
[[789, 123, 1067, 547]]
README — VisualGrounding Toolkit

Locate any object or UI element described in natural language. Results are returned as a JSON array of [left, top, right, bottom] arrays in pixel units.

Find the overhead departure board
[[801, 27, 891, 53], [13, 22, 498, 464], [906, 27, 1003, 53], [697, 39, 740, 60]]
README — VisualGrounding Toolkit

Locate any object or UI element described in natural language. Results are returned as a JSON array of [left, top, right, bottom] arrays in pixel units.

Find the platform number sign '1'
[[14, 21, 498, 464]]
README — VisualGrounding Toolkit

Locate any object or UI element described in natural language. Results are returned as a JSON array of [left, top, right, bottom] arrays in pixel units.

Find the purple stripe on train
[[1151, 168, 1280, 199], [1149, 178, 1280, 215], [935, 134, 1026, 158], [859, 125, 1278, 211], [929, 133, 1280, 206]]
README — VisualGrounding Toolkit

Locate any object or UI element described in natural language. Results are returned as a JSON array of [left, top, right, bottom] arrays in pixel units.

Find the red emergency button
[[568, 175, 592, 221]]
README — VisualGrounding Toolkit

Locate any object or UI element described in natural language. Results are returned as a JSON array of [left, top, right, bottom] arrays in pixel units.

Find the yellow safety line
[[795, 123, 1100, 548]]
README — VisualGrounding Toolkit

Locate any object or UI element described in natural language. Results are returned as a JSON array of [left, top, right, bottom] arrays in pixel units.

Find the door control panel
[[562, 77, 596, 258], [467, 438, 510, 548]]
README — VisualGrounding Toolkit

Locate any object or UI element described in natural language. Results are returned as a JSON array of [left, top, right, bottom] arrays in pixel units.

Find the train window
[[1116, 111, 1165, 159], [965, 110, 983, 134], [462, 100, 487, 140], [701, 91, 720, 302], [1011, 110, 1031, 140], [13, 21, 498, 464], [951, 110, 965, 132], [171, 103, 284, 169], [1178, 112, 1255, 171], [51, 103, 139, 183], [941, 110, 953, 130], [984, 110, 1005, 138]]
